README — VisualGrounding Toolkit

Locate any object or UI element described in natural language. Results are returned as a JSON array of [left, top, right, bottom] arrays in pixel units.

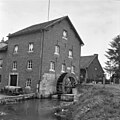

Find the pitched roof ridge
[[8, 15, 84, 45], [44, 16, 68, 29], [86, 54, 97, 68], [80, 54, 98, 68]]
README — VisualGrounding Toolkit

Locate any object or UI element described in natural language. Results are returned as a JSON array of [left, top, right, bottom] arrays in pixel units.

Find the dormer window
[[28, 43, 33, 52], [68, 49, 73, 58], [54, 45, 60, 55], [62, 30, 68, 40], [14, 45, 18, 54]]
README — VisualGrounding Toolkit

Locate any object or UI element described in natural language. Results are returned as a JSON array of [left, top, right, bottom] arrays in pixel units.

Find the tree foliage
[[105, 35, 120, 77]]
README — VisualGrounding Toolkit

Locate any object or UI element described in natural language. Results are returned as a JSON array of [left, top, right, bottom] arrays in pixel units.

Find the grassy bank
[[56, 84, 120, 120]]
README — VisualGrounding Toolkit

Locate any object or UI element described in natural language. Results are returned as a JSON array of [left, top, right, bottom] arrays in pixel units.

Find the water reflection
[[0, 99, 63, 120]]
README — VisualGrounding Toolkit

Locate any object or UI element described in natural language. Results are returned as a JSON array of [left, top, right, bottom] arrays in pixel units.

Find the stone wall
[[39, 73, 57, 97]]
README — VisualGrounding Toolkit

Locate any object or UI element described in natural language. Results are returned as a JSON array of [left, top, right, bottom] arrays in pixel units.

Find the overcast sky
[[0, 0, 120, 69]]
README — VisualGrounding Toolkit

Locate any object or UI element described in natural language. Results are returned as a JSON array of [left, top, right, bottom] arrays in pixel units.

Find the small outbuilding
[[80, 54, 104, 83]]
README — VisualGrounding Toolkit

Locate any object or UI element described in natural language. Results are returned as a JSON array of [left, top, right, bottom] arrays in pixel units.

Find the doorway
[[10, 74, 18, 86]]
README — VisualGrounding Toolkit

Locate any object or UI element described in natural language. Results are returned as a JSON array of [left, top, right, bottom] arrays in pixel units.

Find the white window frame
[[49, 61, 55, 72], [61, 63, 66, 73], [68, 49, 73, 58], [27, 60, 32, 70], [28, 43, 34, 52], [62, 30, 68, 40], [14, 45, 18, 54], [71, 66, 75, 74], [26, 78, 32, 87], [54, 45, 60, 55], [8, 73, 19, 86], [13, 61, 17, 70]]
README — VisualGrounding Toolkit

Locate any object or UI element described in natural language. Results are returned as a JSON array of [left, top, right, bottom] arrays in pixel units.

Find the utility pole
[[48, 0, 50, 21]]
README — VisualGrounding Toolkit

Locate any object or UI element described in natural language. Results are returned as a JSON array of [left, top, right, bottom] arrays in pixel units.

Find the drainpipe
[[85, 68, 88, 83], [79, 43, 81, 84], [38, 29, 45, 92]]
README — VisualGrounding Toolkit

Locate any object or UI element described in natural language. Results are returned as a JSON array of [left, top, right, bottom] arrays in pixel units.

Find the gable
[[89, 57, 104, 72], [8, 16, 84, 45], [80, 54, 104, 73], [80, 55, 95, 69]]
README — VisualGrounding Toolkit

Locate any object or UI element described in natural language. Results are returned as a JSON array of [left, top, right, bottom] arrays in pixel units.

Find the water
[[0, 99, 63, 120]]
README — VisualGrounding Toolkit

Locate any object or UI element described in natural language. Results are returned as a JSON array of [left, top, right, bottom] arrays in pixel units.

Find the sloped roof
[[0, 42, 8, 51], [80, 54, 97, 69], [8, 16, 84, 45], [9, 17, 62, 38]]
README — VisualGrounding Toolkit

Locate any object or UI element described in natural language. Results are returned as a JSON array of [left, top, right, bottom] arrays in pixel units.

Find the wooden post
[[85, 69, 88, 83], [103, 76, 105, 88]]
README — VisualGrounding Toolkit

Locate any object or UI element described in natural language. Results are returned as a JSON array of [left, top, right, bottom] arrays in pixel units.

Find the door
[[10, 75, 17, 86]]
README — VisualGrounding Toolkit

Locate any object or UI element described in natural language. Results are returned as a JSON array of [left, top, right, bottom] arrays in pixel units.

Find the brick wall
[[0, 18, 82, 94], [42, 19, 81, 79], [1, 32, 42, 92], [0, 51, 7, 88], [40, 19, 81, 94], [88, 57, 104, 81]]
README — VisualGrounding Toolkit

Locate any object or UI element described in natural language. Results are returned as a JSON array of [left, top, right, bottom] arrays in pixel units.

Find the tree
[[104, 61, 114, 78], [105, 35, 120, 78]]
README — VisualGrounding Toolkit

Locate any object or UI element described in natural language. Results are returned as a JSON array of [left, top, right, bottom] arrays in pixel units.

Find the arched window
[[62, 30, 68, 40], [61, 63, 66, 73], [54, 45, 60, 55], [49, 61, 55, 72], [28, 43, 34, 52], [14, 45, 18, 54]]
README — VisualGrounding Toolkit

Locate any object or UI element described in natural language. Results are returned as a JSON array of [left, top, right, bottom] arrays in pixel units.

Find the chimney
[[94, 54, 98, 58], [1, 37, 4, 42]]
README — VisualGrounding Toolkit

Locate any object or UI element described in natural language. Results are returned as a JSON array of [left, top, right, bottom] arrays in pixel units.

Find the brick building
[[0, 16, 84, 95], [80, 54, 104, 83], [0, 42, 8, 84]]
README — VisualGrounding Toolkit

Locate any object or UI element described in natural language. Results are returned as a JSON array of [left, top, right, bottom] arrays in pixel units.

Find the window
[[71, 66, 75, 73], [26, 78, 32, 87], [27, 60, 32, 70], [0, 59, 3, 68], [49, 61, 55, 71], [62, 30, 68, 40], [13, 61, 17, 70], [68, 50, 73, 58], [61, 63, 66, 73], [0, 75, 1, 83], [28, 43, 34, 52], [14, 45, 18, 54], [54, 45, 60, 55]]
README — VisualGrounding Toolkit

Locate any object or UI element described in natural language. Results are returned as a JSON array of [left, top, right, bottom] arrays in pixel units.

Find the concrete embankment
[[0, 93, 36, 105]]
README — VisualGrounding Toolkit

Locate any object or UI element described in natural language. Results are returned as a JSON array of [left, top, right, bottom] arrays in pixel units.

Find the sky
[[0, 0, 120, 70]]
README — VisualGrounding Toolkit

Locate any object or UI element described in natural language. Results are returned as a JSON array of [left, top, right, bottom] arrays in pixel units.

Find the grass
[[59, 84, 120, 120]]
